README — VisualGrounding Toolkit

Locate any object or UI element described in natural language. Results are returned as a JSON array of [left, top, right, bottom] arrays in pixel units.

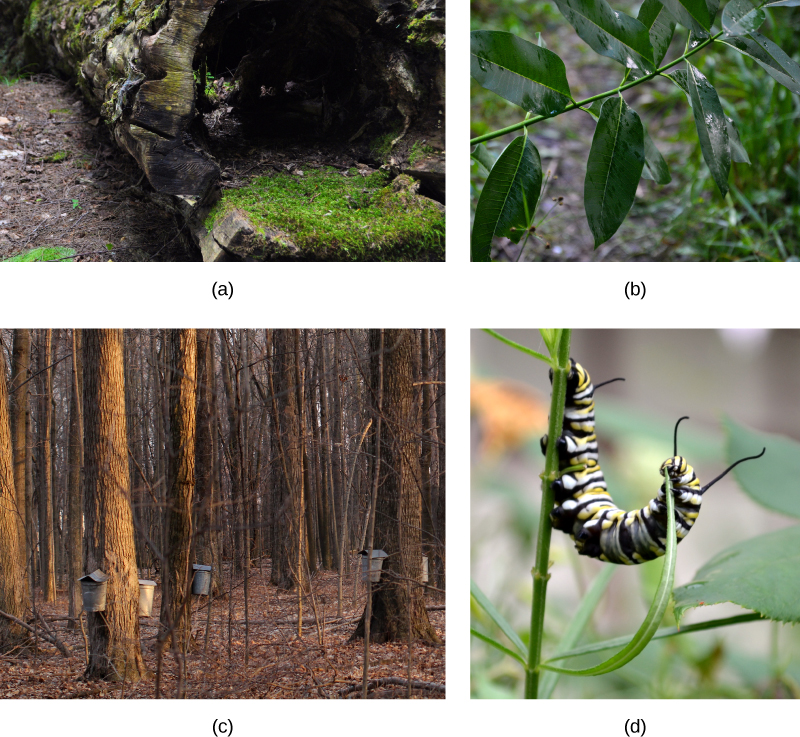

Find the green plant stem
[[470, 30, 725, 146], [481, 329, 552, 364], [524, 330, 571, 698]]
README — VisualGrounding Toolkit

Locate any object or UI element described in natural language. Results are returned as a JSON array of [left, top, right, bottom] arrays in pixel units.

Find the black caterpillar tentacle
[[541, 359, 765, 565]]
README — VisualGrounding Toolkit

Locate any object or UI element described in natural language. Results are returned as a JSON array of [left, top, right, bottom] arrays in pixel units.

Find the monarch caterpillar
[[541, 359, 765, 565]]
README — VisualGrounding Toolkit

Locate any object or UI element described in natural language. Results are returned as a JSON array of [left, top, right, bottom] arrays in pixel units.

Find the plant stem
[[471, 30, 724, 146], [524, 330, 571, 698]]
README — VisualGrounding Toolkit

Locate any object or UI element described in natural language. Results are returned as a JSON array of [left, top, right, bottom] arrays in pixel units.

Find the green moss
[[370, 128, 402, 161], [407, 13, 442, 47], [204, 168, 444, 261], [49, 108, 72, 115], [408, 141, 437, 166], [45, 150, 70, 162], [23, 0, 43, 35], [3, 247, 76, 262]]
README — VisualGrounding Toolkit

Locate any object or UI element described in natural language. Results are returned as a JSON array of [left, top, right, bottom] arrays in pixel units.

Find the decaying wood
[[339, 677, 445, 697]]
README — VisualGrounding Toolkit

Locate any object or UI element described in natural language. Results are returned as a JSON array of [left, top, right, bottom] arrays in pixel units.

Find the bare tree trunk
[[67, 330, 84, 629], [38, 329, 56, 603], [83, 329, 146, 682], [350, 330, 440, 644], [0, 343, 30, 652], [160, 329, 197, 655], [10, 330, 30, 573]]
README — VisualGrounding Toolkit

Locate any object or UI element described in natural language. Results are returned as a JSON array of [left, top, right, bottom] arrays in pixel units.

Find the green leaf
[[538, 565, 616, 698], [637, 0, 677, 65], [579, 99, 605, 119], [721, 31, 800, 95], [539, 471, 678, 676], [763, 0, 800, 5], [471, 628, 527, 667], [470, 31, 573, 116], [554, 0, 655, 73], [584, 95, 645, 247], [470, 579, 528, 659], [723, 416, 800, 518], [687, 62, 730, 196], [534, 32, 548, 49], [673, 525, 800, 625], [550, 613, 761, 660], [726, 116, 750, 164], [722, 0, 766, 36], [642, 125, 672, 184], [71, 198, 80, 209], [483, 329, 553, 364], [471, 144, 498, 177], [471, 135, 542, 261], [657, 0, 714, 33]]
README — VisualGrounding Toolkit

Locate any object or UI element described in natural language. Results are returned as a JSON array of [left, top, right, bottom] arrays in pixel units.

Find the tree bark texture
[[351, 329, 440, 644], [67, 329, 84, 628], [160, 329, 197, 652], [0, 344, 29, 652], [37, 329, 56, 603], [83, 329, 146, 682], [10, 329, 30, 569]]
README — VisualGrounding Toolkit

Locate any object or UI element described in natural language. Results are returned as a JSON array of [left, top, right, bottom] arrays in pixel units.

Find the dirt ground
[[0, 75, 194, 262], [0, 561, 445, 699]]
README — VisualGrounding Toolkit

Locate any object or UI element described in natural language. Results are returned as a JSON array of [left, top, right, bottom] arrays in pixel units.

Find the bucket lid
[[138, 579, 157, 587], [79, 569, 109, 583], [358, 549, 388, 559], [192, 564, 212, 572]]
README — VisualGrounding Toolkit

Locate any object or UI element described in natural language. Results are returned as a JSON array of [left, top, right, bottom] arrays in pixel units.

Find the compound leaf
[[471, 135, 543, 261], [554, 0, 655, 73], [687, 62, 730, 196], [470, 31, 573, 116], [584, 95, 645, 247]]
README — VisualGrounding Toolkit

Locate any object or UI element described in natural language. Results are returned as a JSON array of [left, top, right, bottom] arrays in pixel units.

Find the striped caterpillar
[[541, 359, 765, 565]]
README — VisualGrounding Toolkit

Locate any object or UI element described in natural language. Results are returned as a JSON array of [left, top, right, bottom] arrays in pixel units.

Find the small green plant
[[3, 246, 76, 262], [471, 329, 800, 698], [471, 0, 800, 260]]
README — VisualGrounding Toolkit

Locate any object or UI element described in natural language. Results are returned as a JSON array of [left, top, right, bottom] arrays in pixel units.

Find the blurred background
[[471, 329, 800, 697], [471, 1, 800, 261]]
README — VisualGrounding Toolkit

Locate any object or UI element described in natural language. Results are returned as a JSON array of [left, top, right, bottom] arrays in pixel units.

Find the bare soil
[[0, 75, 194, 262], [0, 560, 445, 699]]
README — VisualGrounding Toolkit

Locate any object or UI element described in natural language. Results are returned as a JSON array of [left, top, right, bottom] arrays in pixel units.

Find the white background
[[0, 1, 798, 730]]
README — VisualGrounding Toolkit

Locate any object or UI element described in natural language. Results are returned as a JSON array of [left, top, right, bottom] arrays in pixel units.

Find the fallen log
[[0, 0, 446, 260], [0, 608, 72, 658], [339, 677, 445, 697]]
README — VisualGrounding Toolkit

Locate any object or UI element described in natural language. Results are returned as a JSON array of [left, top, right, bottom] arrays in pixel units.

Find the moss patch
[[3, 246, 76, 262], [204, 168, 444, 261]]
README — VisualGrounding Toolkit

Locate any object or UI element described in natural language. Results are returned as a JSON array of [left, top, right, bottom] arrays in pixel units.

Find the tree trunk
[[67, 329, 84, 630], [38, 328, 56, 603], [0, 342, 30, 652], [350, 329, 440, 644], [83, 330, 146, 682], [10, 329, 30, 572], [160, 329, 197, 654]]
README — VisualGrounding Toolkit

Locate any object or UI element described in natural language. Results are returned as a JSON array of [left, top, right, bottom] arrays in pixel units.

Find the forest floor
[[0, 75, 193, 262], [0, 561, 445, 699]]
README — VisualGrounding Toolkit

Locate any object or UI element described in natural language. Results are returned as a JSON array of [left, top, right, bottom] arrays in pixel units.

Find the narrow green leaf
[[470, 31, 573, 116], [723, 416, 800, 518], [726, 117, 750, 164], [721, 32, 800, 95], [637, 0, 677, 65], [471, 628, 528, 667], [584, 95, 645, 247], [538, 565, 616, 698], [549, 613, 761, 661], [687, 62, 730, 196], [722, 0, 766, 36], [642, 125, 672, 184], [539, 472, 678, 676], [673, 526, 800, 625], [470, 579, 528, 659], [554, 0, 656, 73], [764, 0, 800, 6], [534, 32, 548, 49], [658, 0, 714, 33], [538, 329, 563, 360], [471, 143, 498, 177], [471, 136, 542, 261], [483, 329, 553, 364]]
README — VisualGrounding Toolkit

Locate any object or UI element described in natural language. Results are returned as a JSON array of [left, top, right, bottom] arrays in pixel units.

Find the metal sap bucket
[[191, 564, 212, 596], [79, 569, 109, 612], [359, 549, 388, 583], [138, 579, 156, 617], [421, 556, 429, 584]]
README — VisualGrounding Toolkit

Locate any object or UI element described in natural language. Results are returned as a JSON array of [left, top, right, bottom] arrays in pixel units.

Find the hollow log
[[1, 0, 446, 259]]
